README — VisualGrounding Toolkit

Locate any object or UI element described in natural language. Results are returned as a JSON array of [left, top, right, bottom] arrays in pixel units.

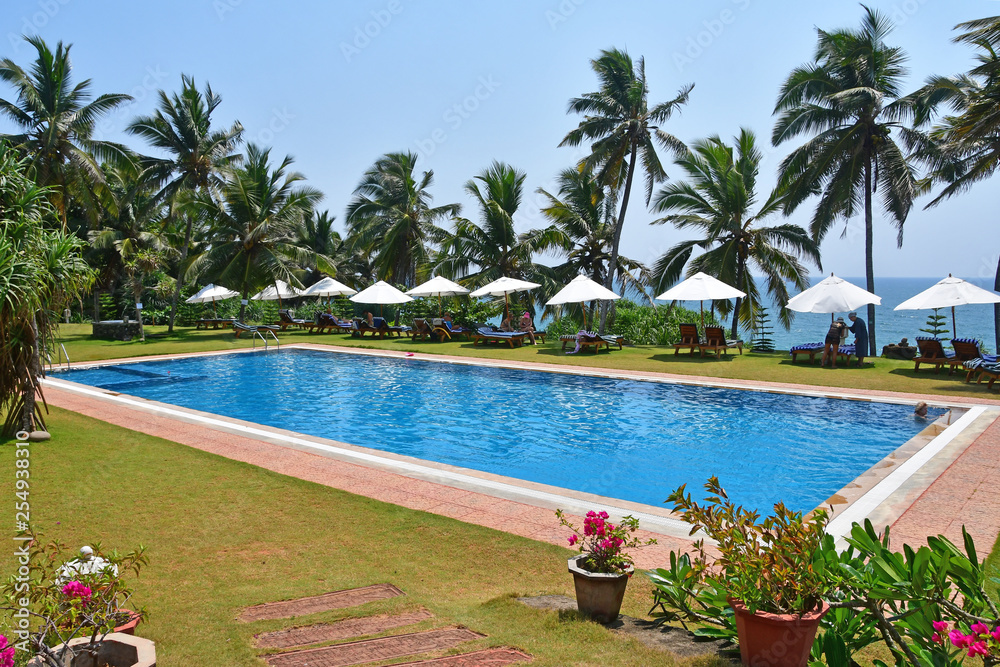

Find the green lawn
[[0, 410, 731, 666], [54, 323, 999, 401]]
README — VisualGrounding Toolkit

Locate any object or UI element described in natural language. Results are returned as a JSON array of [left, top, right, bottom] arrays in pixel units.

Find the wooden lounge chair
[[195, 318, 235, 330], [701, 326, 744, 358], [952, 338, 996, 372], [276, 309, 310, 331], [913, 337, 957, 373], [411, 318, 434, 341], [471, 326, 527, 348], [966, 359, 1000, 390], [789, 343, 823, 363], [233, 322, 279, 339], [672, 323, 701, 355]]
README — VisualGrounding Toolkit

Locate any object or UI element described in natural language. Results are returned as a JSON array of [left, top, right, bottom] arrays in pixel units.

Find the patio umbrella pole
[[700, 301, 705, 330], [212, 298, 217, 318], [952, 306, 956, 339]]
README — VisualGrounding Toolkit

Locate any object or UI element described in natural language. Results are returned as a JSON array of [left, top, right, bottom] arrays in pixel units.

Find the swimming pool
[[56, 348, 937, 513]]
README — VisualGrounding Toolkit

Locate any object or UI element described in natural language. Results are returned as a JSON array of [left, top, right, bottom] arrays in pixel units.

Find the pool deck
[[43, 343, 1000, 568]]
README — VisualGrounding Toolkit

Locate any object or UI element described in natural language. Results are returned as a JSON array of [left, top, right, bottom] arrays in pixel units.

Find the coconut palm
[[193, 144, 324, 322], [0, 36, 132, 230], [772, 6, 921, 355], [652, 130, 821, 337], [127, 74, 243, 331], [438, 161, 558, 320], [560, 47, 693, 331], [345, 151, 460, 288], [910, 15, 1000, 349], [0, 143, 92, 435], [536, 168, 649, 323], [295, 210, 341, 287]]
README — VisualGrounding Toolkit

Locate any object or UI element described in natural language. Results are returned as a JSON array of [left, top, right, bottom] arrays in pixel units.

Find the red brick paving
[[43, 350, 1000, 568], [255, 609, 433, 649], [263, 628, 484, 667], [391, 648, 532, 665], [238, 584, 404, 622]]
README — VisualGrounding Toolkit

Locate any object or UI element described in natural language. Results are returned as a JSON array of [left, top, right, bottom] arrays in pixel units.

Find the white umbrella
[[185, 283, 239, 317], [406, 275, 470, 316], [785, 273, 881, 321], [893, 274, 1000, 338], [470, 276, 540, 321], [251, 280, 303, 302], [547, 275, 621, 330], [302, 276, 357, 298], [350, 280, 413, 318], [654, 272, 745, 330]]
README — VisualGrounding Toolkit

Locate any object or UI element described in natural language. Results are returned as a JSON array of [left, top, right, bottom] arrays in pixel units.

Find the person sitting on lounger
[[364, 311, 375, 328], [821, 317, 848, 368], [518, 311, 536, 345], [442, 312, 454, 330], [500, 314, 514, 332]]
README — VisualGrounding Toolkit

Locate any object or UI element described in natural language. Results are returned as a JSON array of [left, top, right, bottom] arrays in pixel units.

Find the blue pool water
[[57, 349, 937, 513]]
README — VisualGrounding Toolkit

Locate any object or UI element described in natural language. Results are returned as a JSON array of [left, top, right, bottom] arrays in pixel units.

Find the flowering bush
[[929, 618, 1000, 664], [556, 509, 656, 574]]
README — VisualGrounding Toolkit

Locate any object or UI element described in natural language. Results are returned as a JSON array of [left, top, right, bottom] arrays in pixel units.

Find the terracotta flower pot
[[728, 598, 830, 667], [567, 554, 632, 624], [113, 609, 141, 635]]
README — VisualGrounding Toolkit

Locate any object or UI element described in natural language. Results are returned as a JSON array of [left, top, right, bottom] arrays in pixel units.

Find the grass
[[0, 410, 733, 666], [53, 323, 1000, 401]]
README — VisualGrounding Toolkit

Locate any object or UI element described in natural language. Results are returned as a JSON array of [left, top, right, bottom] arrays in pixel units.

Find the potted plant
[[2, 532, 153, 667], [665, 477, 830, 667], [556, 509, 656, 623]]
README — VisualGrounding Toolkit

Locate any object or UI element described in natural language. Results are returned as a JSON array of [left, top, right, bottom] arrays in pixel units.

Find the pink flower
[[992, 626, 1000, 642], [967, 640, 989, 657], [950, 630, 972, 648], [598, 511, 609, 519], [970, 622, 989, 636], [567, 534, 578, 546], [62, 581, 92, 601], [931, 632, 943, 644], [932, 620, 948, 633], [0, 634, 12, 667]]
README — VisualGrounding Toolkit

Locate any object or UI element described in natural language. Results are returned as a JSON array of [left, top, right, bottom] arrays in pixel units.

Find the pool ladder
[[252, 329, 280, 350], [45, 343, 71, 371]]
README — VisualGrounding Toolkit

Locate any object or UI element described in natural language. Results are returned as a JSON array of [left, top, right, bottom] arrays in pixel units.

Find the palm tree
[[438, 161, 559, 319], [193, 144, 323, 322], [772, 6, 921, 355], [0, 142, 92, 435], [536, 168, 649, 323], [126, 74, 243, 331], [652, 130, 821, 338], [909, 15, 1000, 349], [345, 151, 460, 288], [0, 36, 132, 230], [560, 47, 693, 332], [295, 210, 341, 287]]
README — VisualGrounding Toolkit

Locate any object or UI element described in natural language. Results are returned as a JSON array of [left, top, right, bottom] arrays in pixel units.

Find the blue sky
[[2, 0, 995, 280]]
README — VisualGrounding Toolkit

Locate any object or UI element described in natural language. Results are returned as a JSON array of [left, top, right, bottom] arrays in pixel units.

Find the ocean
[[725, 276, 999, 354]]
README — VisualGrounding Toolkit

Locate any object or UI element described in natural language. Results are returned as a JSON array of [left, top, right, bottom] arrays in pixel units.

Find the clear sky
[[2, 0, 995, 279]]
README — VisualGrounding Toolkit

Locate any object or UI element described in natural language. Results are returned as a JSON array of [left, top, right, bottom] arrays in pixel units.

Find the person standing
[[821, 317, 848, 368], [848, 311, 868, 367]]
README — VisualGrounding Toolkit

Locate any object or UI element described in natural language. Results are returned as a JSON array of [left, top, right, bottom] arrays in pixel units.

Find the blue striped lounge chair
[[471, 327, 527, 348]]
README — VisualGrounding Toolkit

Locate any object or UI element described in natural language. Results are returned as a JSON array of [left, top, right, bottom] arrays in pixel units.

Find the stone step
[[264, 627, 484, 667], [255, 609, 433, 649], [390, 647, 532, 665], [239, 584, 404, 622]]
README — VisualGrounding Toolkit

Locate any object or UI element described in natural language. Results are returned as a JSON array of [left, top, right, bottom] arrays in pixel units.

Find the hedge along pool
[[54, 348, 939, 513]]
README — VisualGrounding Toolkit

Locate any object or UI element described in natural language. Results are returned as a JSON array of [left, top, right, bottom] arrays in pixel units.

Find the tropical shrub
[[556, 509, 656, 574], [606, 301, 717, 345]]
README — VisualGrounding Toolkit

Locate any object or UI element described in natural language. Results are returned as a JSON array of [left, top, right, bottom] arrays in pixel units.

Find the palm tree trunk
[[994, 255, 1000, 353], [167, 214, 193, 333], [864, 157, 877, 357], [600, 135, 639, 334], [731, 261, 744, 340]]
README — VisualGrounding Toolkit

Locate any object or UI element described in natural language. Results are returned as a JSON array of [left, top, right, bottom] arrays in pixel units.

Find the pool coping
[[42, 343, 999, 543]]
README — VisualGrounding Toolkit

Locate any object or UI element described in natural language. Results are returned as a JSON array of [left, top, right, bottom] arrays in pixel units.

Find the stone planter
[[729, 598, 829, 667], [26, 632, 155, 667], [567, 554, 632, 624]]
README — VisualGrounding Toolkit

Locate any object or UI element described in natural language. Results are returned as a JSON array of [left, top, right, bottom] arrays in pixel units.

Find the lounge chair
[[952, 338, 997, 368], [276, 309, 310, 331], [307, 313, 353, 333], [913, 337, 957, 373], [701, 326, 744, 358], [965, 358, 1000, 390], [789, 342, 854, 364], [559, 332, 624, 353], [411, 318, 435, 341], [195, 318, 235, 330], [672, 323, 701, 355], [471, 326, 527, 348], [233, 321, 280, 339]]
